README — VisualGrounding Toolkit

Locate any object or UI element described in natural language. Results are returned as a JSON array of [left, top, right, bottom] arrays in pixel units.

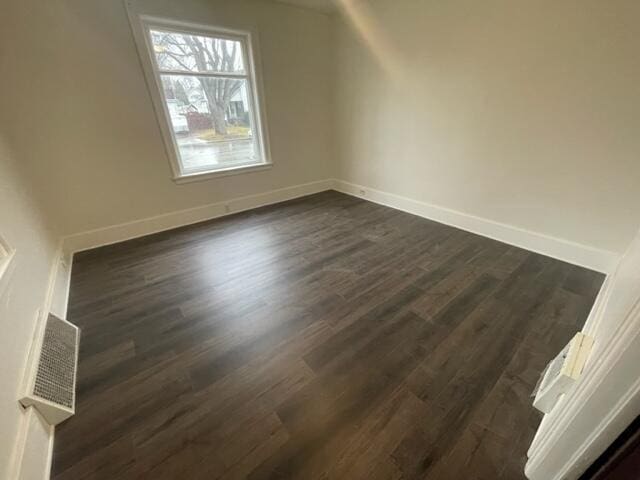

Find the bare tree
[[173, 80, 190, 106], [153, 32, 243, 135]]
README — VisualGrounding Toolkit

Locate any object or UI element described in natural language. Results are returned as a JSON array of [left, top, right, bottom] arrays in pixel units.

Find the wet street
[[176, 136, 257, 172]]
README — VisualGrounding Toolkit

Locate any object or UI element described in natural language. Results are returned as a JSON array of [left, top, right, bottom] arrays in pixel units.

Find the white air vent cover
[[20, 313, 80, 425]]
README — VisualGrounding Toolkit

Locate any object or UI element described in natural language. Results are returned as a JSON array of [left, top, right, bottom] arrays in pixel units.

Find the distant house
[[227, 89, 250, 124], [165, 99, 189, 133], [184, 89, 249, 124], [165, 86, 250, 134]]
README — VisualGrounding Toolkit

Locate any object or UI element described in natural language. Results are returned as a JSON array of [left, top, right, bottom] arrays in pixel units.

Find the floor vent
[[20, 313, 80, 425]]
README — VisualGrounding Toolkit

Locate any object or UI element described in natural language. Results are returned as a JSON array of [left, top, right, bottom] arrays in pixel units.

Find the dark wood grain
[[52, 190, 604, 480]]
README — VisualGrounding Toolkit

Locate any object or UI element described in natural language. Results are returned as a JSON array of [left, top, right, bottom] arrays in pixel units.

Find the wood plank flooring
[[52, 191, 604, 480]]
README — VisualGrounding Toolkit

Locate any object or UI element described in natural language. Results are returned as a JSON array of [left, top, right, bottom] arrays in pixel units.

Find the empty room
[[2, 0, 640, 479]]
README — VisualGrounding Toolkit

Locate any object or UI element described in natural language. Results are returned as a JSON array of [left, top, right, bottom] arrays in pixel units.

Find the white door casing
[[525, 228, 640, 479]]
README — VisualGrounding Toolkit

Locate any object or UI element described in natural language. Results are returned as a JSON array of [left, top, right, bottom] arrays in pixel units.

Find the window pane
[[150, 29, 245, 74], [160, 75, 261, 173]]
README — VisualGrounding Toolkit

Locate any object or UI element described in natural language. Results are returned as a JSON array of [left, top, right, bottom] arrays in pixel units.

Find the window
[[133, 17, 270, 181]]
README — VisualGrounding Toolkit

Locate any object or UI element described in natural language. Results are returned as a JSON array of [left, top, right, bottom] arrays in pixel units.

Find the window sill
[[173, 162, 273, 184]]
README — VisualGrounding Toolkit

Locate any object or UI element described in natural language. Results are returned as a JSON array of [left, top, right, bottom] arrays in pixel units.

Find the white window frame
[[129, 14, 272, 183]]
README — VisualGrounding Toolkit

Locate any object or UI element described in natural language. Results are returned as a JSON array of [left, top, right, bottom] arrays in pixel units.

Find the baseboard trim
[[62, 179, 335, 254], [63, 177, 619, 272], [11, 240, 72, 480], [525, 295, 640, 480], [34, 177, 617, 480], [333, 179, 619, 274]]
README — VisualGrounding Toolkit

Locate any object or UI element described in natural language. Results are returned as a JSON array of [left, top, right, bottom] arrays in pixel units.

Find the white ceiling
[[274, 0, 337, 14]]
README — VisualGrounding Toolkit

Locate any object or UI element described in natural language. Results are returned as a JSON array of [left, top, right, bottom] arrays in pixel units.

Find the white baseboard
[[525, 297, 640, 479], [63, 177, 618, 273], [333, 179, 619, 274], [62, 179, 335, 254], [11, 242, 73, 480], [30, 177, 617, 480]]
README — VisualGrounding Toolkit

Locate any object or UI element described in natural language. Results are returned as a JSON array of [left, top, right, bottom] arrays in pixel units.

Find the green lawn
[[197, 126, 250, 142]]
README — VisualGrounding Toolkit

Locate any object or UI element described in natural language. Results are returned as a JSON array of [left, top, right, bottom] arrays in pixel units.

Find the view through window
[[147, 26, 267, 176]]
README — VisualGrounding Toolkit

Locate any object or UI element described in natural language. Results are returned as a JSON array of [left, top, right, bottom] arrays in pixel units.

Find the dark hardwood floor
[[52, 190, 604, 480]]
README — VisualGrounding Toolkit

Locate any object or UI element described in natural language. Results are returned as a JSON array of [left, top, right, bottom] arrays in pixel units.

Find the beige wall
[[333, 0, 640, 254], [1, 0, 640, 476], [6, 0, 639, 256], [3, 0, 333, 235], [0, 138, 58, 478], [1, 0, 332, 475]]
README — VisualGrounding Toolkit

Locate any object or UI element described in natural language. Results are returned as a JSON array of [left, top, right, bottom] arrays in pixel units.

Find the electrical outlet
[[359, 189, 366, 196]]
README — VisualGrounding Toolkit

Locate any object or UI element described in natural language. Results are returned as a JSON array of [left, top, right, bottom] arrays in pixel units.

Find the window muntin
[[141, 21, 269, 178]]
